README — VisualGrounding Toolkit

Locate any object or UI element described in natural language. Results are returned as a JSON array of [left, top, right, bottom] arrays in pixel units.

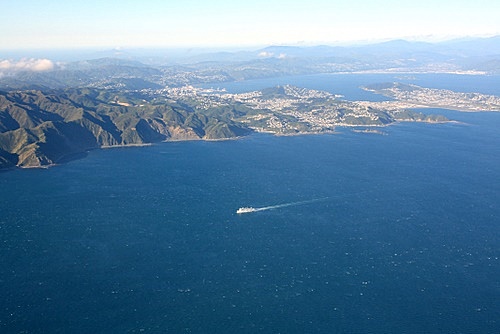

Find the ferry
[[236, 207, 256, 214]]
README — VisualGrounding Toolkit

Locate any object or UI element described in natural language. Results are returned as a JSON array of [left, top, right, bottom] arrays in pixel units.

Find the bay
[[200, 73, 500, 100], [1, 74, 499, 333]]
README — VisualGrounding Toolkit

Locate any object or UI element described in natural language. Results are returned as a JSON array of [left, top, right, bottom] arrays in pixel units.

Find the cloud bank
[[0, 58, 55, 73]]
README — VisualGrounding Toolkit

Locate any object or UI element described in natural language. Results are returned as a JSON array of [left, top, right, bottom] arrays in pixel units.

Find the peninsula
[[363, 83, 500, 112], [0, 83, 451, 169]]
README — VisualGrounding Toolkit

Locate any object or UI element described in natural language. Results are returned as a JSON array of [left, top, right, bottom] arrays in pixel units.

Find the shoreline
[[2, 117, 461, 171]]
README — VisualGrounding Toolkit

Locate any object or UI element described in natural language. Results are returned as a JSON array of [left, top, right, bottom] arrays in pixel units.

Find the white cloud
[[0, 58, 55, 73], [258, 51, 274, 58]]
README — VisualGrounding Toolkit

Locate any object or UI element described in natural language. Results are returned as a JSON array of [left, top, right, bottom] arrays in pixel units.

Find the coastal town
[[143, 83, 452, 134], [363, 83, 500, 112]]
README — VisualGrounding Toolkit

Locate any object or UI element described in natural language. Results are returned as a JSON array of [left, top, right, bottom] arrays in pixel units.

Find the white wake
[[237, 198, 328, 214]]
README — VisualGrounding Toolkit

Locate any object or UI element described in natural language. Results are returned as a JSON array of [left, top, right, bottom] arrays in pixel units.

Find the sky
[[1, 0, 499, 50]]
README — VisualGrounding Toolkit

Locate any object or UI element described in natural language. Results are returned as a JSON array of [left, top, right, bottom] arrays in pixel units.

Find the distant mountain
[[1, 37, 498, 91], [0, 58, 164, 90], [182, 36, 500, 68], [437, 36, 500, 56]]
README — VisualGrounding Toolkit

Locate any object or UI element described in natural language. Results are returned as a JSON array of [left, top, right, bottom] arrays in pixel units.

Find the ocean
[[1, 74, 499, 333]]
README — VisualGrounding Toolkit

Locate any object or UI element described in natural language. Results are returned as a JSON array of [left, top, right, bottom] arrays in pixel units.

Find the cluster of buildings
[[378, 84, 500, 112], [141, 84, 402, 132]]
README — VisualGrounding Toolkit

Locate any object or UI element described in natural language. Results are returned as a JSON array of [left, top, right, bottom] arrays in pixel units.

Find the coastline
[[3, 136, 246, 171], [1, 117, 459, 171]]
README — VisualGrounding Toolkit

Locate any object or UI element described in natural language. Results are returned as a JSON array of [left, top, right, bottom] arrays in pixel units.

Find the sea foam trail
[[237, 198, 329, 214]]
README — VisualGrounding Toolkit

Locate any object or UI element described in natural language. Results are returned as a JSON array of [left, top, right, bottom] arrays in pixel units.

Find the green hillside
[[0, 89, 251, 169]]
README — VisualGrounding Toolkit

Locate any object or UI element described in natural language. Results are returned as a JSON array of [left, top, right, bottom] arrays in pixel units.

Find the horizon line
[[3, 34, 499, 53]]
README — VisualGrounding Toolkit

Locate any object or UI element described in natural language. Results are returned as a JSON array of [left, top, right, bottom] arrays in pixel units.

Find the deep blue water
[[1, 75, 499, 333]]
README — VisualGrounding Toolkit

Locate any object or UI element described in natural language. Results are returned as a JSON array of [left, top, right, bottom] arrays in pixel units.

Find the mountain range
[[1, 36, 499, 91]]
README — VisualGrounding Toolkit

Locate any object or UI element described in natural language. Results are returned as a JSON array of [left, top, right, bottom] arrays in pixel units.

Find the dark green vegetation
[[0, 89, 250, 169]]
